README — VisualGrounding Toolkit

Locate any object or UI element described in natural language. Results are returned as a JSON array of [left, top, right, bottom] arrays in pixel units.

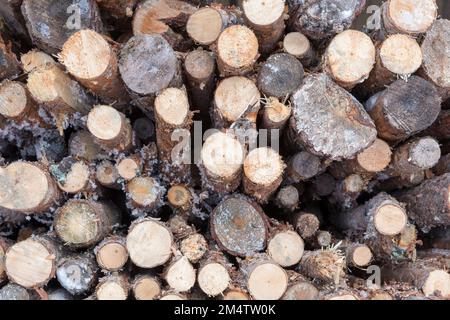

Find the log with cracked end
[[49, 157, 92, 195], [132, 274, 161, 300], [288, 73, 377, 160], [210, 195, 269, 257], [0, 161, 60, 214], [87, 105, 134, 152], [197, 251, 231, 297], [215, 25, 259, 77], [242, 147, 285, 203], [95, 273, 129, 300], [60, 29, 130, 106], [96, 160, 121, 190], [367, 76, 441, 142], [126, 218, 174, 268], [125, 176, 164, 212], [95, 236, 129, 272], [267, 224, 304, 268], [54, 200, 121, 249], [298, 248, 346, 285], [56, 253, 98, 296], [282, 32, 316, 67], [198, 131, 245, 194], [212, 76, 260, 128], [164, 254, 196, 292], [242, 0, 285, 54], [324, 30, 376, 89]]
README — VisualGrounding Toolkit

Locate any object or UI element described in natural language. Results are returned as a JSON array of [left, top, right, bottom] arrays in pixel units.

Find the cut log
[[285, 151, 322, 183], [94, 236, 128, 271], [167, 184, 193, 214], [215, 25, 259, 77], [367, 76, 441, 142], [282, 280, 319, 300], [186, 7, 224, 45], [0, 161, 60, 214], [298, 249, 345, 285], [0, 34, 21, 81], [288, 73, 377, 160], [267, 226, 304, 267], [197, 251, 231, 297], [274, 185, 299, 212], [309, 230, 332, 249], [56, 253, 98, 296], [222, 287, 250, 300], [260, 97, 292, 135], [96, 0, 137, 20], [116, 154, 142, 181], [125, 176, 164, 212], [291, 212, 320, 239], [60, 29, 130, 106], [257, 53, 304, 99], [423, 109, 450, 142], [50, 157, 92, 194], [0, 283, 33, 300], [343, 138, 392, 175], [180, 233, 208, 263], [433, 154, 450, 176], [126, 218, 174, 268], [159, 292, 186, 300], [132, 274, 161, 300], [69, 130, 107, 162], [54, 200, 121, 248], [324, 30, 376, 89], [164, 254, 196, 292], [87, 105, 134, 152], [242, 0, 285, 54], [96, 160, 121, 189], [329, 174, 368, 211], [20, 50, 56, 73], [397, 173, 450, 232], [210, 195, 269, 257], [282, 32, 315, 67], [345, 243, 373, 268], [95, 274, 129, 300]]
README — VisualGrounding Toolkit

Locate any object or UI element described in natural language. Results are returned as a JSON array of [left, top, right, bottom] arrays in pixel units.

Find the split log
[[324, 30, 376, 89], [125, 176, 164, 213], [132, 274, 161, 300], [95, 273, 129, 300], [397, 173, 450, 232], [298, 249, 346, 285], [186, 7, 224, 45], [164, 254, 196, 292], [267, 224, 304, 267], [288, 73, 377, 160], [215, 25, 259, 77], [274, 185, 299, 212], [96, 160, 121, 189], [60, 29, 130, 106], [87, 105, 134, 152], [49, 157, 92, 195], [5, 236, 61, 288], [0, 161, 60, 214], [69, 130, 108, 162], [126, 218, 174, 268], [94, 236, 128, 271], [367, 76, 441, 142], [242, 0, 285, 54], [210, 195, 269, 257], [197, 251, 231, 297], [0, 34, 20, 81], [56, 253, 98, 296], [54, 199, 121, 248], [282, 32, 315, 67]]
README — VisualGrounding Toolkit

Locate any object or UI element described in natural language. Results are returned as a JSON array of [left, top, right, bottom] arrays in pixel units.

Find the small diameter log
[[132, 0, 196, 50], [257, 53, 304, 99], [197, 251, 231, 297], [119, 35, 181, 109], [288, 0, 364, 40], [56, 253, 98, 296], [242, 147, 285, 203], [285, 151, 322, 183], [242, 0, 285, 54], [60, 30, 130, 106], [199, 131, 244, 194], [133, 117, 155, 143], [291, 212, 320, 239], [116, 154, 142, 181], [0, 34, 20, 81], [154, 87, 193, 183], [329, 174, 368, 211], [132, 274, 161, 300], [96, 273, 129, 300], [210, 195, 269, 257], [213, 76, 260, 128], [0, 283, 33, 300], [5, 236, 61, 288], [421, 19, 450, 100], [423, 109, 450, 142], [397, 173, 450, 232], [69, 130, 108, 162], [164, 254, 196, 292], [96, 160, 121, 190], [167, 184, 193, 214], [215, 25, 259, 77], [186, 7, 224, 45], [260, 97, 292, 134], [356, 34, 422, 99], [282, 32, 315, 67], [240, 254, 288, 300], [288, 73, 377, 160], [126, 218, 174, 268], [382, 261, 450, 298], [183, 49, 215, 118], [324, 30, 376, 89], [345, 243, 373, 268], [180, 234, 209, 264], [95, 236, 129, 271], [0, 161, 60, 214], [388, 137, 441, 177], [311, 173, 336, 197], [126, 176, 164, 212], [21, 50, 56, 73], [309, 230, 332, 249], [274, 185, 299, 212], [87, 105, 134, 152], [54, 200, 121, 248], [367, 76, 441, 142], [267, 226, 304, 267], [381, 0, 437, 36], [21, 0, 104, 54], [298, 249, 346, 285], [50, 157, 92, 194]]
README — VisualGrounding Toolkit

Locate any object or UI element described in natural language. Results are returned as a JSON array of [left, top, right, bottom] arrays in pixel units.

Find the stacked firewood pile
[[0, 0, 449, 300]]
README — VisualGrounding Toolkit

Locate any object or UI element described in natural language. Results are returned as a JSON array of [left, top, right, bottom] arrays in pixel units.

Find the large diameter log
[[324, 30, 376, 89], [242, 0, 285, 54], [210, 195, 269, 257], [397, 173, 450, 232], [21, 0, 104, 54], [60, 30, 130, 106], [216, 25, 259, 77], [0, 161, 60, 214], [54, 200, 121, 248], [421, 19, 450, 100], [288, 73, 377, 160], [56, 253, 98, 296], [367, 76, 441, 142], [0, 35, 20, 81]]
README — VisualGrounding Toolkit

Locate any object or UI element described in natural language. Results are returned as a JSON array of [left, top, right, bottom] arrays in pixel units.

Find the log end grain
[[133, 275, 161, 300], [95, 237, 129, 271], [267, 230, 304, 267], [247, 261, 288, 300], [165, 256, 196, 292], [283, 32, 311, 59], [87, 105, 124, 141], [155, 87, 189, 126], [356, 138, 392, 173], [127, 176, 163, 209], [198, 262, 230, 296], [380, 34, 422, 76], [50, 158, 90, 194], [0, 81, 30, 119], [186, 7, 223, 45], [373, 203, 408, 236], [385, 0, 437, 35]]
